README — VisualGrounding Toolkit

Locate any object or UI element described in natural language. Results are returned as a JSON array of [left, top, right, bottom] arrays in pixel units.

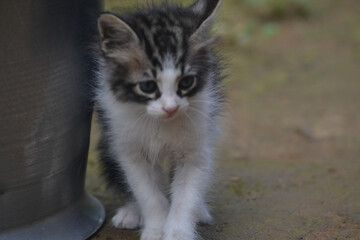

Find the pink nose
[[162, 106, 179, 116]]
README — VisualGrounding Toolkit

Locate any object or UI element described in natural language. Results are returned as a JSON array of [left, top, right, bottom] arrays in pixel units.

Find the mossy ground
[[87, 0, 360, 239]]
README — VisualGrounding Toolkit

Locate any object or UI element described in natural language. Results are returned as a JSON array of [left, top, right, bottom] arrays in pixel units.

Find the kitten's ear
[[98, 14, 139, 54], [189, 0, 221, 49]]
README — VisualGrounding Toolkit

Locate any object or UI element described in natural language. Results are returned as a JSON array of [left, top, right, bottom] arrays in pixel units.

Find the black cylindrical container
[[0, 0, 104, 239]]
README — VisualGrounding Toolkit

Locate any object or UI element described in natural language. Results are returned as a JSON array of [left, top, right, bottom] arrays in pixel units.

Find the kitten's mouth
[[162, 114, 177, 120], [160, 111, 181, 121]]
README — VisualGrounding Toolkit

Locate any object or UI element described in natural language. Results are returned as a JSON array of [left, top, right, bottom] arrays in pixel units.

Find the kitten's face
[[98, 0, 220, 120], [141, 66, 193, 119]]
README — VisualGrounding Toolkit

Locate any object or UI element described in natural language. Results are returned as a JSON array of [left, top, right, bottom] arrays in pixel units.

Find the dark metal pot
[[0, 0, 104, 239]]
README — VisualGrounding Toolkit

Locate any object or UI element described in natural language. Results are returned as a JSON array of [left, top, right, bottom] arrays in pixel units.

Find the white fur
[[112, 201, 142, 229], [146, 66, 187, 119], [96, 59, 220, 240], [95, 0, 224, 238]]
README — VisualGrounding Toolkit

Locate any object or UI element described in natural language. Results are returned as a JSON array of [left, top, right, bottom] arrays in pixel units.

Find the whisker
[[183, 111, 197, 129], [188, 106, 212, 121], [130, 111, 147, 128]]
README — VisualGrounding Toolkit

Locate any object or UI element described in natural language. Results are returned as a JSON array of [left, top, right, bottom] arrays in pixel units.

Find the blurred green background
[[87, 0, 360, 239]]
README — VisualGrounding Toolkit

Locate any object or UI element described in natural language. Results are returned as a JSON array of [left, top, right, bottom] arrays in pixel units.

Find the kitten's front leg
[[164, 150, 213, 240], [119, 150, 169, 240]]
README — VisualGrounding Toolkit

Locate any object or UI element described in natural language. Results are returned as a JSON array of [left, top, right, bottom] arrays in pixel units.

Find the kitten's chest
[[147, 121, 189, 147], [133, 118, 199, 153], [110, 104, 207, 156]]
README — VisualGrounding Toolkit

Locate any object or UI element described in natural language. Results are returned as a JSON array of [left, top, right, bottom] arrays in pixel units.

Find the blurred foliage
[[105, 0, 311, 22], [104, 0, 313, 46], [243, 0, 311, 21], [220, 0, 313, 45]]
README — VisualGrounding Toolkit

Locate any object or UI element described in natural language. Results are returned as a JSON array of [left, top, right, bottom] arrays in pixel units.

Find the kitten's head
[[98, 0, 221, 120]]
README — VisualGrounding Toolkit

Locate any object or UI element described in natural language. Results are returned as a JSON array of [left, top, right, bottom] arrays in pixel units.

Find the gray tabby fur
[[95, 1, 225, 239]]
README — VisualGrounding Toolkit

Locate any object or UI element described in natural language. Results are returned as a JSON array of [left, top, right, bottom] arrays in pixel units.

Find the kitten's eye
[[139, 80, 157, 94], [178, 76, 196, 91]]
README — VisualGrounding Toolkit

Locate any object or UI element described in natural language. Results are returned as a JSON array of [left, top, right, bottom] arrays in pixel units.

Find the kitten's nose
[[162, 106, 179, 116]]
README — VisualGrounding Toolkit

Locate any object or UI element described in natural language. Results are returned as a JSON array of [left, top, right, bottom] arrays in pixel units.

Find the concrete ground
[[86, 0, 360, 239]]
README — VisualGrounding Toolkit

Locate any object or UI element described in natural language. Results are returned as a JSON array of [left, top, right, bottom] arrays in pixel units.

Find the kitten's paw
[[140, 227, 163, 240], [112, 202, 142, 229], [163, 228, 194, 240], [198, 203, 213, 225]]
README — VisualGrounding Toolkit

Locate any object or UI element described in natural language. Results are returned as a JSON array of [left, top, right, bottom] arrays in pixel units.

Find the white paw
[[111, 202, 142, 229], [163, 228, 194, 240], [140, 227, 163, 240], [198, 203, 213, 225]]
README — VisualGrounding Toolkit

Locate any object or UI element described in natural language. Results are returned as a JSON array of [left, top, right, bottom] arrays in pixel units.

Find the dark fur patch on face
[[100, 0, 223, 104], [108, 65, 151, 103]]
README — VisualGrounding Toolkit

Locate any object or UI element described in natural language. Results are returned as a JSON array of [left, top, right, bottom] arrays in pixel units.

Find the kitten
[[95, 0, 224, 239]]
